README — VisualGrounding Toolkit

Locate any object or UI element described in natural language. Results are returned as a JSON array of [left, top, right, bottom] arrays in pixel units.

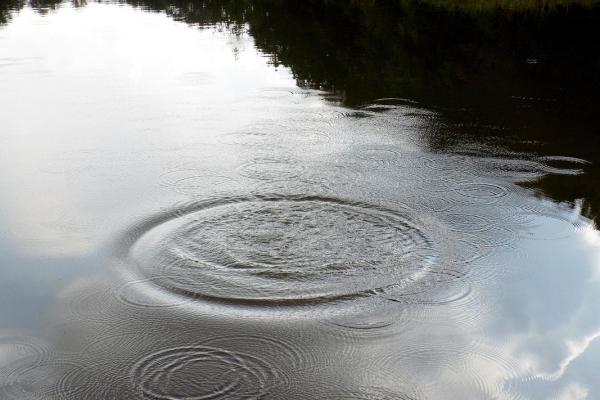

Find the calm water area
[[1, 1, 600, 398]]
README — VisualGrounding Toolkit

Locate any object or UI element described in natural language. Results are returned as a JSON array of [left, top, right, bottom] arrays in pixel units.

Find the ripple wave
[[119, 195, 439, 306]]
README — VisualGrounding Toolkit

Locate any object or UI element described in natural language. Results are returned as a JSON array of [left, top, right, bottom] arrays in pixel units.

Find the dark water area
[[1, 0, 600, 398]]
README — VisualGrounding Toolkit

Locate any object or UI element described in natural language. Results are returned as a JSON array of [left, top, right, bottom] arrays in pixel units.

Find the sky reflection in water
[[0, 2, 599, 399]]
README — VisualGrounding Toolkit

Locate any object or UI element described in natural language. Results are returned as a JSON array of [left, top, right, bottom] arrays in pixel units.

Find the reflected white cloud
[[0, 2, 297, 256], [558, 382, 589, 400], [548, 333, 600, 381], [476, 216, 600, 398]]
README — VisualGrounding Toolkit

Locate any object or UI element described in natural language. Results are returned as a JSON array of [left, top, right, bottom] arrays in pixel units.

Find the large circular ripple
[[122, 195, 438, 305]]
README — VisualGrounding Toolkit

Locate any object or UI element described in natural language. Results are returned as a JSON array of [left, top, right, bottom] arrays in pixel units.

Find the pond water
[[1, 1, 600, 399]]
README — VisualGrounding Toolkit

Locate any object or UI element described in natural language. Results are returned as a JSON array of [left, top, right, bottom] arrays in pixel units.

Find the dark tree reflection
[[0, 0, 24, 24], [2, 0, 600, 220], [123, 0, 600, 221]]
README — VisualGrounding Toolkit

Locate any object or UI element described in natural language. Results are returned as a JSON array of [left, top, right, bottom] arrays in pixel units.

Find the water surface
[[1, 1, 600, 399]]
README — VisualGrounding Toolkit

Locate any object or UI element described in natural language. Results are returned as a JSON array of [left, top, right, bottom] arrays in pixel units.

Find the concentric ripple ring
[[118, 195, 439, 305], [131, 345, 287, 400]]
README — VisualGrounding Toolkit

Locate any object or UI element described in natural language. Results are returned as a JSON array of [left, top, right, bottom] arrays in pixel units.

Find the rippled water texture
[[123, 195, 440, 305], [1, 1, 600, 399]]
